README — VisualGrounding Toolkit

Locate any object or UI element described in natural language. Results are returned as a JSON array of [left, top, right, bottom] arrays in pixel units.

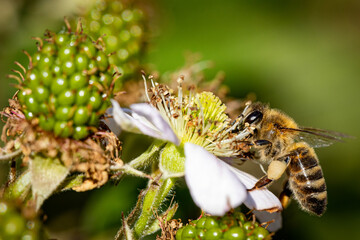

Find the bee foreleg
[[254, 140, 272, 146], [250, 139, 272, 153], [249, 175, 273, 191]]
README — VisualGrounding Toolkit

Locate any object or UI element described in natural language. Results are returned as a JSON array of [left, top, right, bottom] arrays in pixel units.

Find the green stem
[[134, 174, 177, 238], [114, 191, 146, 240], [111, 141, 166, 182]]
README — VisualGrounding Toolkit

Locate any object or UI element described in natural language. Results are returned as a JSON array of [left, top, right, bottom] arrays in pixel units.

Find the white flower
[[108, 79, 282, 231]]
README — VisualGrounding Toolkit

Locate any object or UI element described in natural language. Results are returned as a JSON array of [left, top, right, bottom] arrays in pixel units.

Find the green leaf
[[29, 156, 69, 211]]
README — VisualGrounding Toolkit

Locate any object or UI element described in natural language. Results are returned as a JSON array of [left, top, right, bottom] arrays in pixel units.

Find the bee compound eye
[[245, 110, 263, 125]]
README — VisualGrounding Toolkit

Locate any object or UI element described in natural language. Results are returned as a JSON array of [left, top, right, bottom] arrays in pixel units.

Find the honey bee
[[235, 102, 348, 216]]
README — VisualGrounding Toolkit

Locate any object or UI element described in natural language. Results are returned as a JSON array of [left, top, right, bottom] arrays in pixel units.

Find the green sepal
[[29, 156, 69, 211], [128, 140, 166, 169], [3, 170, 31, 201], [124, 220, 136, 240], [159, 143, 185, 178], [58, 174, 85, 191]]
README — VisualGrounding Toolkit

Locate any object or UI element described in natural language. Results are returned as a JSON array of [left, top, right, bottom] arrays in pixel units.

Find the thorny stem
[[115, 191, 146, 240], [110, 141, 166, 181], [134, 173, 176, 238], [115, 170, 177, 240]]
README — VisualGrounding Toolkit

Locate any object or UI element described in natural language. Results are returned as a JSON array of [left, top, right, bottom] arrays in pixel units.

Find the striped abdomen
[[287, 143, 327, 216]]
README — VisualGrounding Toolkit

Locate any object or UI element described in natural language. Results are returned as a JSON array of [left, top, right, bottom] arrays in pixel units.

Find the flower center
[[145, 78, 244, 158]]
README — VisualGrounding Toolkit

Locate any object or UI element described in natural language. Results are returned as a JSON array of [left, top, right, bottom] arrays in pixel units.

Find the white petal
[[130, 103, 180, 145], [253, 210, 282, 232], [110, 100, 142, 134], [184, 143, 247, 216], [103, 107, 122, 136], [229, 167, 283, 211], [110, 101, 180, 144]]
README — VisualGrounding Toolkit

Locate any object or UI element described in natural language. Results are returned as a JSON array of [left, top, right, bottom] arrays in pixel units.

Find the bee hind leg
[[279, 180, 292, 209], [249, 156, 290, 191]]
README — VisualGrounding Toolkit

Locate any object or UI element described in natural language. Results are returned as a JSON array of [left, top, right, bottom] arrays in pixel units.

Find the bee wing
[[281, 127, 351, 148]]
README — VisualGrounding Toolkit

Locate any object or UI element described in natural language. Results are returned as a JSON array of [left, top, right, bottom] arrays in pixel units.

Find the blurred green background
[[1, 0, 360, 239]]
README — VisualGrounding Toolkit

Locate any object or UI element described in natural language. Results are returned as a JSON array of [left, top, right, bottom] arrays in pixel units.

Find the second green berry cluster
[[0, 200, 46, 240], [176, 212, 270, 240], [80, 0, 147, 88]]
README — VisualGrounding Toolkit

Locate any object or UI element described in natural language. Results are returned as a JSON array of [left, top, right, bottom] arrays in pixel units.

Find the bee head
[[244, 110, 263, 125], [243, 102, 266, 126]]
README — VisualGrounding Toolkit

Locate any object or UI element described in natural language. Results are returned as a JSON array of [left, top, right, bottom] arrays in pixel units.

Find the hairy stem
[[0, 148, 22, 161]]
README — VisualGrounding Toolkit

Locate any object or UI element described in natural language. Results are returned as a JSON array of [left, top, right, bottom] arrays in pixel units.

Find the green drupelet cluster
[[17, 27, 116, 140], [0, 200, 46, 240], [176, 213, 270, 240], [80, 0, 147, 89]]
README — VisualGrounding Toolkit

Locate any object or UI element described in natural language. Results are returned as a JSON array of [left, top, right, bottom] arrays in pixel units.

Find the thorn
[[11, 69, 24, 81], [260, 219, 275, 229], [7, 74, 22, 84], [10, 84, 22, 90], [84, 67, 98, 76], [64, 17, 71, 33], [109, 68, 122, 92], [23, 50, 33, 68], [14, 61, 26, 74], [246, 209, 254, 216], [31, 37, 43, 49], [197, 210, 205, 220], [107, 51, 116, 57], [76, 18, 83, 34], [95, 35, 106, 50], [92, 80, 104, 92]]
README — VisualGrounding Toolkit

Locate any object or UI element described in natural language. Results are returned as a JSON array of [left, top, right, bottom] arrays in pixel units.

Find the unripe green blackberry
[[17, 25, 116, 140], [0, 200, 47, 240], [79, 0, 147, 90], [175, 213, 271, 240]]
